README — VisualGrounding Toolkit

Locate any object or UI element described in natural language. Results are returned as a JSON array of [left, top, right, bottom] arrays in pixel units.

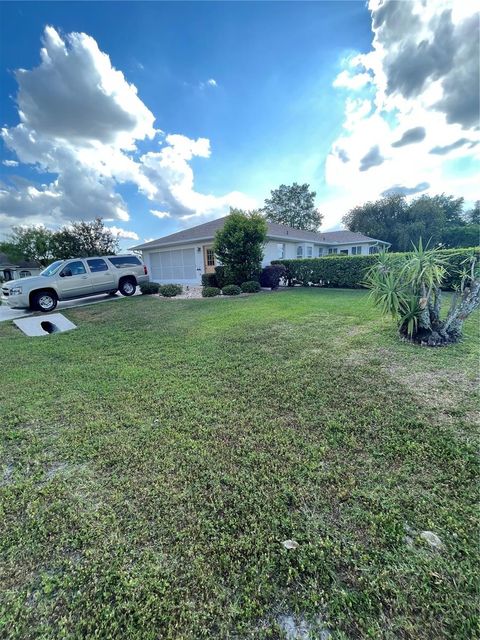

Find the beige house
[[131, 216, 390, 285]]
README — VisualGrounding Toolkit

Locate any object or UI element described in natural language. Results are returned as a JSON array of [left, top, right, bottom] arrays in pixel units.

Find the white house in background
[[0, 252, 42, 282], [131, 216, 390, 285]]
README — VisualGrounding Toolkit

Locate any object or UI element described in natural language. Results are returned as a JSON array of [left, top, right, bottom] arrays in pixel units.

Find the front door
[[203, 246, 215, 274]]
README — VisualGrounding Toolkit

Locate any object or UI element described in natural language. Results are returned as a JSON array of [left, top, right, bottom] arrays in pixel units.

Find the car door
[[86, 258, 116, 293], [57, 260, 93, 299]]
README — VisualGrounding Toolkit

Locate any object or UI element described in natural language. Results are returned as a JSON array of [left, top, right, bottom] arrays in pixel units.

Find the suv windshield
[[41, 260, 64, 277]]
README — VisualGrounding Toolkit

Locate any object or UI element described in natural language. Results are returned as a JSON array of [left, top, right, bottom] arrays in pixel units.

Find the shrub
[[222, 284, 242, 296], [240, 280, 261, 293], [201, 273, 217, 287], [159, 284, 183, 297], [140, 282, 160, 295], [260, 264, 286, 289], [272, 246, 480, 290], [202, 286, 221, 297], [214, 265, 230, 289]]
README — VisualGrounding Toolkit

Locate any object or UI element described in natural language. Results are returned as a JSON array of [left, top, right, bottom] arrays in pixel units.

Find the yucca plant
[[365, 242, 480, 346]]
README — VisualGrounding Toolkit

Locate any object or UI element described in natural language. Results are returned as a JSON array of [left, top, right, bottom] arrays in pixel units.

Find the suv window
[[108, 256, 141, 268], [87, 258, 108, 273], [60, 261, 86, 277]]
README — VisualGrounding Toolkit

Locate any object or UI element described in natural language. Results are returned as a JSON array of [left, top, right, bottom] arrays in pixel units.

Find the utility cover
[[13, 313, 77, 337]]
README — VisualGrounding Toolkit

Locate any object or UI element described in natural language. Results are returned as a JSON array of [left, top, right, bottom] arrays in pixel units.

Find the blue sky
[[0, 1, 478, 248]]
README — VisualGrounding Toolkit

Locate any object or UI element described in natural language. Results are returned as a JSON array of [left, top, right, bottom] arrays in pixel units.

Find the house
[[131, 216, 390, 285], [0, 252, 42, 282]]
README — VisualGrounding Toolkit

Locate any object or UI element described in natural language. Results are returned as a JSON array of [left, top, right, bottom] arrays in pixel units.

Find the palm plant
[[365, 242, 480, 346]]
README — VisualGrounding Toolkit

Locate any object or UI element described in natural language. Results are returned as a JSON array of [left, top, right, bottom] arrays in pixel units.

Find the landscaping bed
[[0, 289, 478, 639]]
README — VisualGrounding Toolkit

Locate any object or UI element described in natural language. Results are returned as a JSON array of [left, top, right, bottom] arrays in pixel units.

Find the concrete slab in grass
[[13, 313, 77, 337]]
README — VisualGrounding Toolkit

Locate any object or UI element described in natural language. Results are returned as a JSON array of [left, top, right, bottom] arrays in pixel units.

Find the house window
[[206, 248, 215, 266], [369, 245, 380, 254], [19, 270, 31, 278], [328, 248, 338, 254], [277, 243, 285, 259], [306, 246, 313, 258], [318, 247, 324, 257], [351, 246, 362, 255], [296, 245, 303, 258], [340, 249, 348, 255]]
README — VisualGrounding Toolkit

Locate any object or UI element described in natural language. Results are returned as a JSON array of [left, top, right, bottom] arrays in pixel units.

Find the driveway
[[0, 290, 140, 323]]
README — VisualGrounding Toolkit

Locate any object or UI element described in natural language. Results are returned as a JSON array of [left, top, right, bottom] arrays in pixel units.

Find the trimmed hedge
[[159, 284, 183, 297], [241, 280, 261, 293], [222, 285, 242, 296], [140, 282, 160, 295], [272, 247, 480, 290], [202, 286, 221, 297]]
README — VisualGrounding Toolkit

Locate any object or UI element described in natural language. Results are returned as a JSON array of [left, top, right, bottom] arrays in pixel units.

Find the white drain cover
[[13, 313, 77, 336]]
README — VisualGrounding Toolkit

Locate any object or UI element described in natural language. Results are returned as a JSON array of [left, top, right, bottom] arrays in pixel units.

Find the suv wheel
[[32, 290, 58, 313], [119, 278, 136, 297]]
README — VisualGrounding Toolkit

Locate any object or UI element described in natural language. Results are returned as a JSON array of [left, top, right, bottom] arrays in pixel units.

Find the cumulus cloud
[[359, 145, 384, 171], [430, 138, 477, 155], [391, 126, 426, 147], [108, 226, 139, 240], [2, 160, 18, 167], [0, 27, 252, 235], [381, 181, 430, 197], [150, 210, 171, 219], [325, 0, 480, 225]]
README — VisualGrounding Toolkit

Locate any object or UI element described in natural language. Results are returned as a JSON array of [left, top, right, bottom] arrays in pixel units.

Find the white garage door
[[149, 249, 197, 281]]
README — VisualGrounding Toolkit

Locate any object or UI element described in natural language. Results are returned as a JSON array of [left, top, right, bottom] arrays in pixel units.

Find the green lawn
[[0, 289, 478, 639]]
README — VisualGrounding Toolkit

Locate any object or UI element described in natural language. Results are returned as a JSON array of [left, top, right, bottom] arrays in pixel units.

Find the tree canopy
[[342, 194, 479, 251], [213, 209, 267, 284], [262, 183, 323, 231], [5, 218, 119, 265]]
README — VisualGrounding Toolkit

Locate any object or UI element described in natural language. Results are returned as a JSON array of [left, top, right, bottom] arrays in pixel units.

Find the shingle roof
[[0, 252, 42, 269], [131, 216, 388, 250]]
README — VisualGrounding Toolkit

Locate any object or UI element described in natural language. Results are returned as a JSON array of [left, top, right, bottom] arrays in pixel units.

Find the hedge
[[272, 247, 479, 290]]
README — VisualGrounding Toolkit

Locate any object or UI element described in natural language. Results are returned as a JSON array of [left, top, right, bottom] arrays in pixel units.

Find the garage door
[[149, 249, 196, 281]]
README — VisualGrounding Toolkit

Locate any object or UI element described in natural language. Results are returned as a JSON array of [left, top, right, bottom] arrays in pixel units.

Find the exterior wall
[[1, 266, 41, 281]]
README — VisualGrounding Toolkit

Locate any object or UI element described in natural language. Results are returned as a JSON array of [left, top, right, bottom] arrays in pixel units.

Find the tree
[[9, 226, 55, 265], [365, 241, 480, 346], [465, 201, 480, 225], [213, 209, 267, 284], [342, 193, 474, 251], [51, 218, 119, 259], [262, 183, 323, 231]]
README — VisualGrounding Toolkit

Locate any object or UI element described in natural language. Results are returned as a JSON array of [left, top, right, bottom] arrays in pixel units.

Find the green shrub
[[272, 246, 480, 290], [201, 273, 217, 287], [159, 284, 183, 297], [202, 286, 221, 297], [214, 265, 230, 288], [222, 284, 242, 296], [140, 282, 160, 295], [240, 280, 261, 293]]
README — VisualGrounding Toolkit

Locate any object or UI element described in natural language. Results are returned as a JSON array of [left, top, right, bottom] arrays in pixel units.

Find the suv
[[1, 255, 149, 312]]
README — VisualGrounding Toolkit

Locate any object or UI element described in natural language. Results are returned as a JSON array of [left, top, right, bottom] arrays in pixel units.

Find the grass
[[0, 289, 478, 639]]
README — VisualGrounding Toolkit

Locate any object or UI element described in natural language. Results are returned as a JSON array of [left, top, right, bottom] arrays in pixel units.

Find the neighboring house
[[0, 252, 42, 282], [131, 217, 390, 285]]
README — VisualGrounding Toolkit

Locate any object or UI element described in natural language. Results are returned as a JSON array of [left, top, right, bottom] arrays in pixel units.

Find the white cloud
[[150, 210, 171, 219], [2, 160, 18, 167], [207, 78, 217, 87], [326, 0, 480, 224], [108, 226, 139, 240], [0, 27, 251, 235]]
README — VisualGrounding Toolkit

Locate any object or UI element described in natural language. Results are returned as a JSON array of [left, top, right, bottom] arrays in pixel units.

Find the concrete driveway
[[0, 290, 140, 323]]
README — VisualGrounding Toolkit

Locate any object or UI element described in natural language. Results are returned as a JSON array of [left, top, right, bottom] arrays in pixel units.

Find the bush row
[[202, 265, 285, 291], [140, 282, 183, 297], [272, 247, 479, 290]]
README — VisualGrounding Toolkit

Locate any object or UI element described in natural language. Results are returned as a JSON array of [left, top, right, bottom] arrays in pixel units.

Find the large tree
[[6, 218, 119, 265], [342, 193, 475, 251], [262, 183, 323, 231], [213, 209, 267, 285]]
